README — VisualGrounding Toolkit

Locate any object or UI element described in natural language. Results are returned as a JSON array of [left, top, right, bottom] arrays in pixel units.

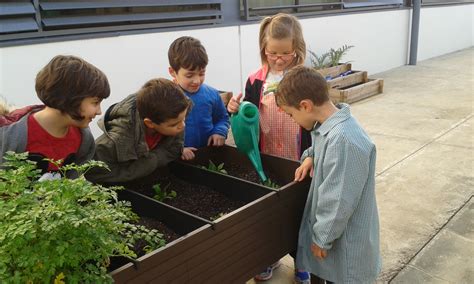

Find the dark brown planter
[[110, 145, 311, 283]]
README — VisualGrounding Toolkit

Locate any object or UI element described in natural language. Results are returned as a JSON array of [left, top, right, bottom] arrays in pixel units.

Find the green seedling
[[202, 160, 227, 174], [262, 178, 280, 189], [153, 183, 176, 202]]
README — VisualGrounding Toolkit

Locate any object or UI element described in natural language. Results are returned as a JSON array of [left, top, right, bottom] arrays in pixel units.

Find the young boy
[[274, 66, 381, 283], [0, 55, 109, 177], [168, 36, 229, 160], [86, 78, 191, 184]]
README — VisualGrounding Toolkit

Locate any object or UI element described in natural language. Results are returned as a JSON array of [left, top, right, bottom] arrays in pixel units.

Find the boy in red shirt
[[86, 78, 192, 184], [0, 55, 110, 177]]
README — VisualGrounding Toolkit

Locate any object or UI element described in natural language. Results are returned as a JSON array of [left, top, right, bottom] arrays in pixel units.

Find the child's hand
[[311, 243, 327, 260], [207, 134, 225, 146], [294, 157, 313, 181], [181, 147, 197, 160], [227, 93, 243, 113]]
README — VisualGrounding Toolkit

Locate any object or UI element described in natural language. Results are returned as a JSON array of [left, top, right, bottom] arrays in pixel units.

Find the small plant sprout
[[153, 182, 177, 202], [202, 160, 227, 174], [262, 178, 280, 189]]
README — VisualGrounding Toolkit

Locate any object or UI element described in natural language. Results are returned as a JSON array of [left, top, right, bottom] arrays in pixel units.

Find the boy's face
[[169, 67, 205, 93], [279, 102, 315, 131], [146, 108, 188, 136], [72, 97, 103, 128]]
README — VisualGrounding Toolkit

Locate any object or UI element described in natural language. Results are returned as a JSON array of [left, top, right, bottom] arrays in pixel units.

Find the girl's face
[[265, 37, 296, 73], [73, 97, 103, 128]]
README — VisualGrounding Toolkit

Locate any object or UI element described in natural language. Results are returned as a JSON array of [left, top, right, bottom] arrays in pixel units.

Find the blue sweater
[[183, 84, 230, 147]]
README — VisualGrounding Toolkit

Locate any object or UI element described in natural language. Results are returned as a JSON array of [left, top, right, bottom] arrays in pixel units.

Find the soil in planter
[[125, 173, 247, 220], [202, 160, 285, 188], [108, 215, 179, 272]]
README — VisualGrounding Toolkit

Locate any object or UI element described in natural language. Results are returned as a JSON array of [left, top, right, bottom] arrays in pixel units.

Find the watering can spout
[[230, 102, 268, 182]]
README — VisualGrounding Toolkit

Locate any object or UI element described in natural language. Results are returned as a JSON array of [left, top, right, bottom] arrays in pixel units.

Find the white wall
[[0, 26, 242, 136], [0, 4, 472, 137], [417, 5, 473, 61]]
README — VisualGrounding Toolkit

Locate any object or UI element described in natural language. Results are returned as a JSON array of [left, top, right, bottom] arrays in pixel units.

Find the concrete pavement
[[246, 47, 474, 283]]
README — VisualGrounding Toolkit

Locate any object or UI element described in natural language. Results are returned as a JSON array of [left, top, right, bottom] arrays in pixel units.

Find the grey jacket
[[86, 94, 184, 184], [0, 110, 95, 167]]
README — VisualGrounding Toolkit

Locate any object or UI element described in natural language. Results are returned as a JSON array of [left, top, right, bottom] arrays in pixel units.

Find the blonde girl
[[227, 13, 311, 161], [227, 13, 312, 283]]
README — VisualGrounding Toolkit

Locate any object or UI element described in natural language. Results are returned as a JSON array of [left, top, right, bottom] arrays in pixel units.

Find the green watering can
[[230, 101, 268, 182]]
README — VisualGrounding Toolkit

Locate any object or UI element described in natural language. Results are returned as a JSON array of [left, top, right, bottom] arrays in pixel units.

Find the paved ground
[[244, 47, 474, 283]]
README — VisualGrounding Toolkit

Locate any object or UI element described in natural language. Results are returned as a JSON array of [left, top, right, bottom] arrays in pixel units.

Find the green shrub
[[0, 152, 165, 283], [309, 45, 354, 69]]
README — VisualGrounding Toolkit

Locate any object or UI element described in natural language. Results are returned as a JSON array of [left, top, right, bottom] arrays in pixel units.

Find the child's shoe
[[254, 261, 281, 281], [294, 270, 311, 284]]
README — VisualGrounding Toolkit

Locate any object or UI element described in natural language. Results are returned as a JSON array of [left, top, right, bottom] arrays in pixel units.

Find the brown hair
[[275, 66, 329, 108], [35, 55, 110, 120], [136, 78, 192, 124], [259, 13, 306, 66], [168, 36, 208, 72]]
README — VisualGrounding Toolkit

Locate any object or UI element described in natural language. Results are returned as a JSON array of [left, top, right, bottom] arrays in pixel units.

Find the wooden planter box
[[110, 145, 310, 283], [329, 74, 384, 103], [316, 64, 384, 103], [315, 63, 352, 78]]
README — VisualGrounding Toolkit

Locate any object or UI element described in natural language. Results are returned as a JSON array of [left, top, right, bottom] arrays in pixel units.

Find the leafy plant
[[308, 49, 330, 69], [202, 160, 227, 174], [309, 44, 354, 69], [152, 183, 177, 202], [262, 178, 280, 189], [328, 44, 354, 67], [0, 152, 165, 283]]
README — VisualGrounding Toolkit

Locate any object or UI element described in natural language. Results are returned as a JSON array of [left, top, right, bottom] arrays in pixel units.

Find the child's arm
[[181, 147, 197, 160], [87, 134, 183, 183], [87, 144, 162, 183], [311, 139, 374, 251], [150, 133, 184, 167], [294, 157, 312, 181], [294, 145, 315, 181], [227, 93, 242, 114]]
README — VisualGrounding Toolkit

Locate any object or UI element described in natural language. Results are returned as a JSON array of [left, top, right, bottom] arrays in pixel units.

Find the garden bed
[[110, 145, 311, 283], [121, 169, 248, 220]]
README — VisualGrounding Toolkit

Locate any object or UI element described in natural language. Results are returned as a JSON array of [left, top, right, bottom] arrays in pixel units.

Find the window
[[240, 0, 403, 19], [0, 0, 223, 45]]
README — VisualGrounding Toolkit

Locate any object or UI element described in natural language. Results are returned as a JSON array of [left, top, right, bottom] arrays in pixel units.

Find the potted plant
[[0, 152, 165, 283], [308, 44, 354, 79]]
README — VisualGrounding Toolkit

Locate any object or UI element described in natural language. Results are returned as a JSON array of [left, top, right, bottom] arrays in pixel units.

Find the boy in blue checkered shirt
[[274, 66, 381, 283]]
